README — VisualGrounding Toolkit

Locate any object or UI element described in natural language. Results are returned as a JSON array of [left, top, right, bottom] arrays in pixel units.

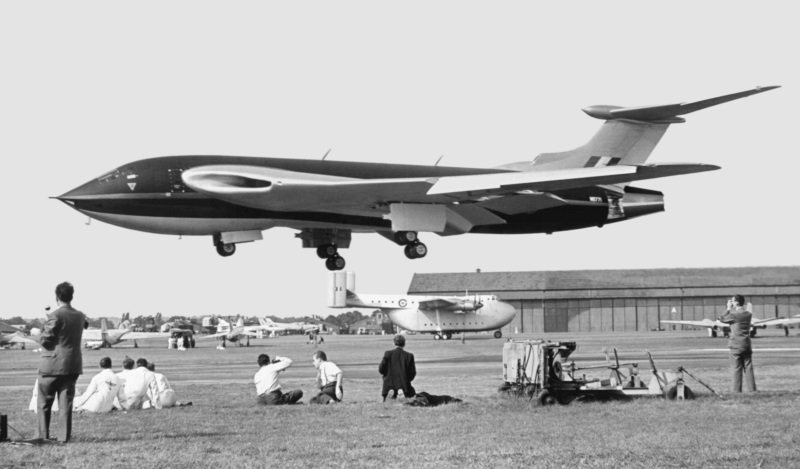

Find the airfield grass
[[1, 332, 800, 468]]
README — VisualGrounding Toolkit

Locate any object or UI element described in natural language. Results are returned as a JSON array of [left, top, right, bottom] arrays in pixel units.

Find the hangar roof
[[408, 266, 800, 299]]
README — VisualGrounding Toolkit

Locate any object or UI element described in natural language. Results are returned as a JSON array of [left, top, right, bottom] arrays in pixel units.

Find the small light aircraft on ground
[[660, 313, 800, 338], [0, 331, 38, 349], [83, 319, 169, 349], [259, 317, 320, 334], [56, 86, 779, 270], [328, 272, 516, 340], [199, 318, 274, 346]]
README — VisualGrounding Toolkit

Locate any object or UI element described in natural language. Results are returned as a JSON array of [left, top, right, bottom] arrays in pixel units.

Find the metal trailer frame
[[500, 340, 716, 405]]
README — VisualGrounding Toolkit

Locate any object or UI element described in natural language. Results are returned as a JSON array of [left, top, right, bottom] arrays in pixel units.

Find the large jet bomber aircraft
[[57, 86, 778, 270]]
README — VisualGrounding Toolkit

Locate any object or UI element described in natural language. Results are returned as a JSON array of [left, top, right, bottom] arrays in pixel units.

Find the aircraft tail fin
[[328, 271, 357, 308], [498, 86, 780, 172]]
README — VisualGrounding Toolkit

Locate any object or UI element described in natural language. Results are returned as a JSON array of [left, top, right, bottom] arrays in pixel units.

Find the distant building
[[351, 312, 392, 335], [409, 266, 800, 335]]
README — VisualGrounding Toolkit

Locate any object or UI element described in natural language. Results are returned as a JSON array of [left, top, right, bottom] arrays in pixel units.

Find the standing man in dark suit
[[719, 294, 757, 393], [36, 281, 88, 444], [379, 335, 416, 401]]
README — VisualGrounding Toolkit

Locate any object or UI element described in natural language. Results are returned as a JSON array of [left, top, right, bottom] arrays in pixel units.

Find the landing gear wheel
[[325, 255, 346, 271], [433, 333, 441, 340], [494, 330, 502, 339], [317, 244, 338, 259], [443, 332, 452, 340], [394, 231, 418, 245], [538, 390, 558, 406], [216, 243, 236, 257], [404, 242, 428, 259]]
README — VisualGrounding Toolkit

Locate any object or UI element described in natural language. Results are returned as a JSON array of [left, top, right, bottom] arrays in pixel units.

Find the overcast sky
[[1, 2, 795, 321]]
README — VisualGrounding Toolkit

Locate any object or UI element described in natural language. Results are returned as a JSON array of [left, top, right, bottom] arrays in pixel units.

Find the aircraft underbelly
[[77, 210, 387, 236], [388, 308, 510, 333]]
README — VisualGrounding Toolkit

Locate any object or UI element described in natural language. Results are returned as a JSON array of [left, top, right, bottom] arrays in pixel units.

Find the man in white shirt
[[145, 362, 178, 408], [310, 351, 343, 404], [122, 358, 159, 409], [73, 357, 128, 413], [254, 354, 303, 405]]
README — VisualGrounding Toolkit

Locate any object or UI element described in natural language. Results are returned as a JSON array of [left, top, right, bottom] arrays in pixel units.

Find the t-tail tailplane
[[497, 86, 780, 172]]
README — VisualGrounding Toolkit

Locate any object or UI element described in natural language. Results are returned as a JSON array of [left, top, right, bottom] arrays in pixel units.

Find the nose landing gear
[[215, 241, 236, 257]]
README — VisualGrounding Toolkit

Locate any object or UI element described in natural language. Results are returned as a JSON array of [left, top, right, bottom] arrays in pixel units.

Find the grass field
[[2, 331, 800, 468]]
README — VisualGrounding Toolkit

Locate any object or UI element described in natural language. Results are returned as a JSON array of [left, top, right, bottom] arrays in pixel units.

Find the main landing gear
[[394, 231, 427, 260], [317, 244, 346, 271], [433, 332, 452, 340]]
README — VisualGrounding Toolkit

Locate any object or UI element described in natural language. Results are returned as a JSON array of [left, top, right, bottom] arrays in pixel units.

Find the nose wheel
[[317, 244, 346, 271], [216, 242, 236, 257]]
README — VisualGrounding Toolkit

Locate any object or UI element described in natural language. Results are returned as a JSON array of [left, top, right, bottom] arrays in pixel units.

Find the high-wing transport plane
[[57, 86, 779, 270], [327, 272, 516, 340]]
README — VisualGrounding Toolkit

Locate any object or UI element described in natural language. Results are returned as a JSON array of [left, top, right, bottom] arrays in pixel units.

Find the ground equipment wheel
[[216, 243, 236, 257], [494, 330, 502, 339], [537, 390, 558, 406], [665, 384, 695, 400]]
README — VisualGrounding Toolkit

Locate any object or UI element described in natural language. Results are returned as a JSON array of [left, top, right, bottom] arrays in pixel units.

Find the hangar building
[[408, 267, 800, 335]]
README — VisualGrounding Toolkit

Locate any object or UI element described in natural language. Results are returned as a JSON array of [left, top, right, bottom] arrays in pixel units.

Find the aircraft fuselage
[[58, 155, 660, 237]]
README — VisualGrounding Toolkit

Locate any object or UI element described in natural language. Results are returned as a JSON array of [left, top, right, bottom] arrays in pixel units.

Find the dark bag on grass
[[404, 391, 462, 407]]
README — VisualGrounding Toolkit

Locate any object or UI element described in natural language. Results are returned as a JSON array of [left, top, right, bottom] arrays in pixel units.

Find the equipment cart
[[500, 340, 713, 405]]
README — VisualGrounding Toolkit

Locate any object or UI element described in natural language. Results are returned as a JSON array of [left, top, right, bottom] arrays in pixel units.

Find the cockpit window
[[97, 169, 121, 184]]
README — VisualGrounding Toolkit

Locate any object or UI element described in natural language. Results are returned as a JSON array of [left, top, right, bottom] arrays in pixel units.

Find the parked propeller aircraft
[[0, 331, 38, 349], [55, 86, 779, 270], [660, 311, 798, 338], [199, 318, 274, 346], [328, 272, 516, 340], [84, 319, 169, 349], [259, 317, 320, 334]]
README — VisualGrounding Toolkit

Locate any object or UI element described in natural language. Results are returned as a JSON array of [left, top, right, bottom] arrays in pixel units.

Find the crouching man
[[254, 354, 303, 405], [309, 351, 343, 404]]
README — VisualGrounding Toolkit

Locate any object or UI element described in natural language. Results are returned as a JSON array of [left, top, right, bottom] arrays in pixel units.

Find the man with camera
[[718, 294, 757, 393], [254, 354, 303, 405]]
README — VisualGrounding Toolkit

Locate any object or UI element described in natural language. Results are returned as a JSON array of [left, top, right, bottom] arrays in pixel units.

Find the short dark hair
[[258, 354, 270, 367], [122, 357, 134, 370], [393, 335, 406, 347], [55, 282, 74, 303], [146, 363, 155, 372], [735, 294, 746, 307], [313, 351, 327, 361], [136, 358, 148, 368], [100, 357, 112, 369]]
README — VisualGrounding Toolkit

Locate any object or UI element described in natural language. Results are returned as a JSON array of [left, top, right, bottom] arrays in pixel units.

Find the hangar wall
[[408, 267, 800, 334]]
